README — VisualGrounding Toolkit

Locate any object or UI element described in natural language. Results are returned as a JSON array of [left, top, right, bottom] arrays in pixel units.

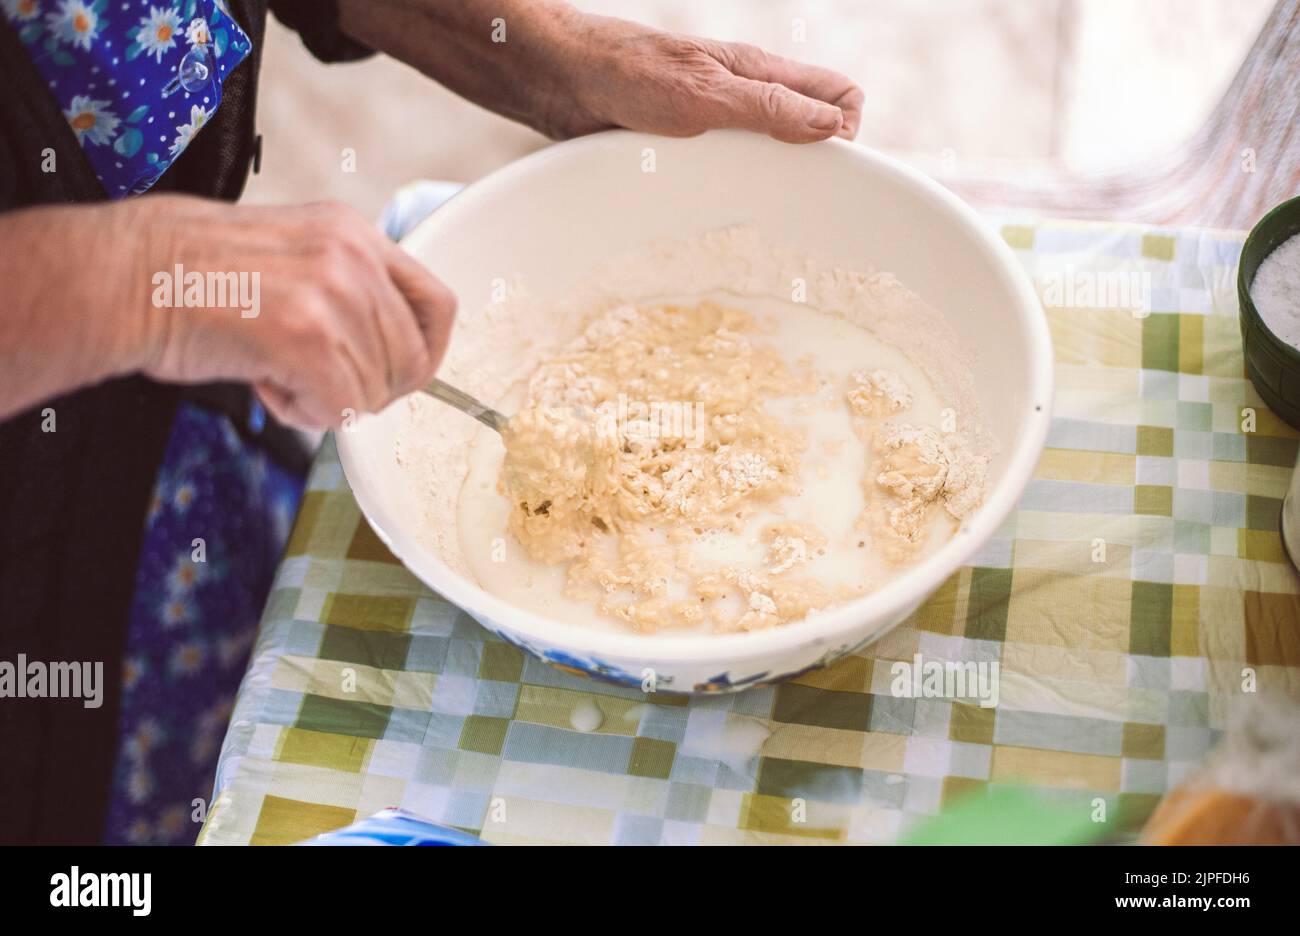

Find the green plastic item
[[1239, 194, 1300, 432], [899, 786, 1117, 846]]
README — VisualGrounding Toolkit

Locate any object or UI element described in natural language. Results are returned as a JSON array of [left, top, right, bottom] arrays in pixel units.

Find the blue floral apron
[[5, 0, 306, 844], [6, 0, 251, 196]]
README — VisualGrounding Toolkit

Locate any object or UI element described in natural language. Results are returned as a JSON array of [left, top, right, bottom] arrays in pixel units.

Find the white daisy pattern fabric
[[4, 0, 252, 196], [104, 404, 304, 844]]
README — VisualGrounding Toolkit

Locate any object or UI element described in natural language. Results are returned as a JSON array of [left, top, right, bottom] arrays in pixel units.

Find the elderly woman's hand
[[534, 13, 864, 143], [338, 0, 864, 145], [139, 198, 457, 429], [0, 197, 455, 428]]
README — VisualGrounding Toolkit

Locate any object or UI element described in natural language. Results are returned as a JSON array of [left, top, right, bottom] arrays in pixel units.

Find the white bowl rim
[[339, 129, 1053, 667]]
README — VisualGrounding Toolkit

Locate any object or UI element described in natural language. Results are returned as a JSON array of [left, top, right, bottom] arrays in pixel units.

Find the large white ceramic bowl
[[337, 129, 1052, 693]]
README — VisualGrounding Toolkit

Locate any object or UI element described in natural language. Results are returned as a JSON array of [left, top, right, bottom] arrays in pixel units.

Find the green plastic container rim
[[1239, 194, 1300, 431]]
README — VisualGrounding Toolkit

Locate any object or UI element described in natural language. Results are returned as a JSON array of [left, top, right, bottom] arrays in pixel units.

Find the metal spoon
[[421, 377, 509, 434]]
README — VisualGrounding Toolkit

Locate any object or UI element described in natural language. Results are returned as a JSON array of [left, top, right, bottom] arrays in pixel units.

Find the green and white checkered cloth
[[198, 218, 1300, 845]]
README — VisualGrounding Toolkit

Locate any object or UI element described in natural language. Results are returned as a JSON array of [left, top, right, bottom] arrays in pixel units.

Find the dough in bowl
[[407, 226, 996, 637]]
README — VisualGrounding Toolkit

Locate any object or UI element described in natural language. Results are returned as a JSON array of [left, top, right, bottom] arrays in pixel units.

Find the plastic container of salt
[[1239, 195, 1300, 571]]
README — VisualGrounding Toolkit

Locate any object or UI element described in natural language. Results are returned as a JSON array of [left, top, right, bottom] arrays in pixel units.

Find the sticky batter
[[457, 298, 988, 636]]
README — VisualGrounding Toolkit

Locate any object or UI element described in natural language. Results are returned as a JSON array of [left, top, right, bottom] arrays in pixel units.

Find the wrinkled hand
[[135, 196, 456, 429], [338, 0, 863, 146], [543, 14, 864, 144]]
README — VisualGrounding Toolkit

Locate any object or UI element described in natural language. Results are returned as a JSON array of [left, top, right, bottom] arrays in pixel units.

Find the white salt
[[1252, 232, 1300, 349]]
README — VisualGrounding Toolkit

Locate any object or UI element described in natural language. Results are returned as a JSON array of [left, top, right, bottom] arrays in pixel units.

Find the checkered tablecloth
[[197, 219, 1300, 846]]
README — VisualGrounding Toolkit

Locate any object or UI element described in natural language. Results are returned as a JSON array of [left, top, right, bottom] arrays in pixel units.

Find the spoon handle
[[422, 378, 509, 434]]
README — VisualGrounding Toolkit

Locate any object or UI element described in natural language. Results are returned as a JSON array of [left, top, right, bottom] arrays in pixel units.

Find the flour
[[484, 298, 988, 633], [393, 224, 995, 636], [496, 301, 823, 630], [763, 523, 827, 575], [847, 369, 914, 417], [716, 451, 780, 492], [1253, 232, 1300, 349], [871, 423, 988, 557]]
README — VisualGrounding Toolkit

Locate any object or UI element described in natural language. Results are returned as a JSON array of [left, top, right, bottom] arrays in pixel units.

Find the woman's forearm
[[337, 0, 586, 138], [0, 203, 152, 420]]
